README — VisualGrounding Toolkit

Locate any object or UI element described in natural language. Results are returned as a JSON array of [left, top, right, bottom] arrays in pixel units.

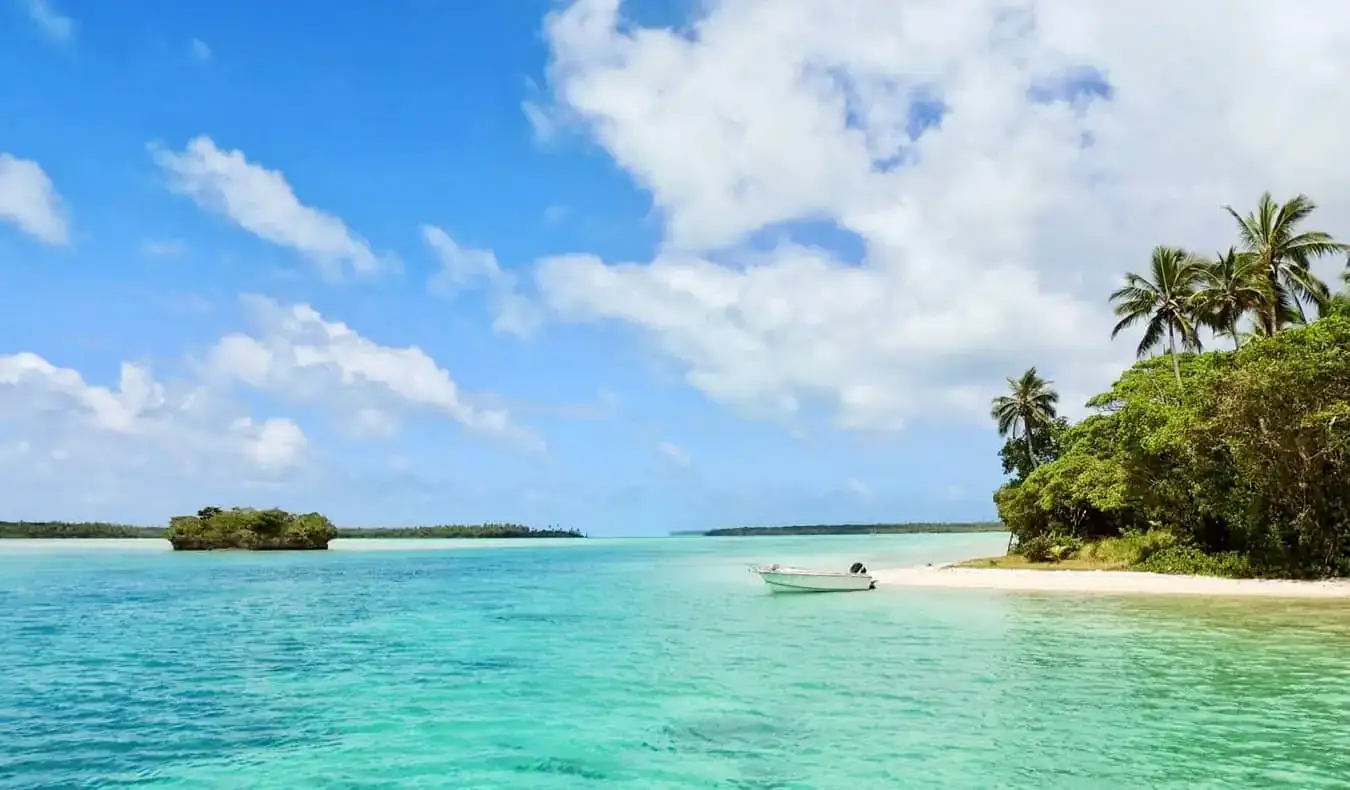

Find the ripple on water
[[3, 534, 1350, 789]]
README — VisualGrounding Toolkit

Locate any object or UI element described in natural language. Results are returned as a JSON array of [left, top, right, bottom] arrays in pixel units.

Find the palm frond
[[1136, 313, 1167, 359], [1229, 192, 1343, 333]]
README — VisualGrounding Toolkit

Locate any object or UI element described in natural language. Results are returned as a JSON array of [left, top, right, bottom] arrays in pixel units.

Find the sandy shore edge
[[872, 565, 1350, 598]]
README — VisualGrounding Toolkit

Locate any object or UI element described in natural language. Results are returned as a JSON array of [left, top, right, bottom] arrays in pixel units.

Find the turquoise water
[[4, 533, 1350, 789]]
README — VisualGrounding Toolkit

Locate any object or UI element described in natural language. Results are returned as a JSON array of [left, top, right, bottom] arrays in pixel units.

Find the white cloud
[[153, 136, 387, 279], [349, 406, 401, 438], [190, 38, 212, 62], [528, 0, 1350, 432], [656, 440, 690, 466], [423, 225, 540, 336], [0, 153, 69, 244], [0, 351, 307, 490], [0, 297, 542, 517], [206, 295, 541, 449], [25, 0, 71, 43]]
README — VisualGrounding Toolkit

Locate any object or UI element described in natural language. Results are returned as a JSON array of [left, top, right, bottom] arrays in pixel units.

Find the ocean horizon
[[4, 533, 1349, 788]]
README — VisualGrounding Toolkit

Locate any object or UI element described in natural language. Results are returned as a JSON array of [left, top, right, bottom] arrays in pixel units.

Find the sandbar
[[873, 565, 1350, 598]]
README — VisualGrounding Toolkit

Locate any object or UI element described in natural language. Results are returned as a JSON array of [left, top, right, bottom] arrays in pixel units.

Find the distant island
[[337, 524, 585, 539], [2, 517, 584, 543], [699, 522, 1004, 537], [0, 521, 164, 539], [168, 507, 338, 551]]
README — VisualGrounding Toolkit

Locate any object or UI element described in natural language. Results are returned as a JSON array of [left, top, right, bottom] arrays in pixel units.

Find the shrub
[[1133, 546, 1254, 578], [1018, 534, 1081, 563], [1082, 529, 1181, 566], [1050, 535, 1083, 561]]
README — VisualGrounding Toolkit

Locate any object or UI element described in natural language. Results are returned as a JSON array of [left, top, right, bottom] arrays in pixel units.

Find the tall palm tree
[[1191, 248, 1267, 349], [1224, 192, 1344, 334], [1110, 245, 1206, 386], [990, 367, 1060, 472]]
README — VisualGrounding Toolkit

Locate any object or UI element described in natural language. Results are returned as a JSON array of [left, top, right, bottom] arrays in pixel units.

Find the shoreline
[[873, 565, 1350, 598]]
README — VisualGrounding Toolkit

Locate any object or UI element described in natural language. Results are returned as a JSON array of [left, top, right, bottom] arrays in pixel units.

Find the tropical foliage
[[1191, 247, 1267, 349], [1109, 245, 1206, 385], [167, 507, 338, 551], [993, 193, 1350, 578], [1224, 192, 1344, 333], [990, 368, 1060, 473]]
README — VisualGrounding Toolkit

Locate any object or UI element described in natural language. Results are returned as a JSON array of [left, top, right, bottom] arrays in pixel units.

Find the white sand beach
[[873, 565, 1350, 599]]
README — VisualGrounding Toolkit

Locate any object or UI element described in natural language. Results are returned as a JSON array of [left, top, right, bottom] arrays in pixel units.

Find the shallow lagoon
[[3, 533, 1349, 788]]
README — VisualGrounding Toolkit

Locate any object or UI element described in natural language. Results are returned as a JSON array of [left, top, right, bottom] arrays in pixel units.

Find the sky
[[3, 0, 1350, 535]]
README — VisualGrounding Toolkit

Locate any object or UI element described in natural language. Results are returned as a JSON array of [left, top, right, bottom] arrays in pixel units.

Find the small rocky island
[[167, 506, 338, 551]]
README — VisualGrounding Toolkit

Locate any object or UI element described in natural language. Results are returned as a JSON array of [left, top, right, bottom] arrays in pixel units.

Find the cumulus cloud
[[206, 295, 540, 449], [0, 297, 541, 517], [0, 153, 68, 244], [0, 351, 307, 505], [153, 136, 388, 279], [527, 0, 1350, 431], [423, 225, 540, 336]]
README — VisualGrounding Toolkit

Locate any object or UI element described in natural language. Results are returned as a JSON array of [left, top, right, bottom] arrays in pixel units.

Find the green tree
[[1110, 245, 1205, 386], [1224, 192, 1343, 334], [1192, 248, 1267, 349], [998, 416, 1069, 483], [1327, 265, 1350, 319], [994, 316, 1350, 577], [990, 367, 1060, 475], [167, 506, 337, 550]]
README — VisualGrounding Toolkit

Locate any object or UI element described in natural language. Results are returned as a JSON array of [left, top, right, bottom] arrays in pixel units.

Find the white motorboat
[[748, 562, 876, 593]]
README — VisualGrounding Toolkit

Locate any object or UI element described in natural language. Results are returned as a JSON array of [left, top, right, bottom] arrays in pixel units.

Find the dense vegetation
[[167, 507, 338, 551], [0, 521, 163, 539], [705, 523, 1003, 537], [992, 192, 1350, 578], [337, 524, 585, 539]]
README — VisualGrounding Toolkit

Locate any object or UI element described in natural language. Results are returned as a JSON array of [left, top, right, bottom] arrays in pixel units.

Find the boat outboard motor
[[849, 562, 868, 575]]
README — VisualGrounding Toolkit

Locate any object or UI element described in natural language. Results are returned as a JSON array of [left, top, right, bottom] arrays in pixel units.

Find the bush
[[1080, 529, 1180, 566], [1051, 535, 1083, 561], [1018, 535, 1055, 563], [1018, 534, 1082, 563], [1133, 546, 1254, 578]]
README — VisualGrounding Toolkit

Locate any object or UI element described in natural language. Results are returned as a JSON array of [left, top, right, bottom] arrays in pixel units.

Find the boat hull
[[753, 569, 875, 593]]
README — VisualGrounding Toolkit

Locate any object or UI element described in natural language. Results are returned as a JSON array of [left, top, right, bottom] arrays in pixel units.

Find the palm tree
[[1191, 248, 1267, 349], [1224, 192, 1344, 334], [1110, 245, 1206, 386], [990, 367, 1060, 472], [1325, 264, 1350, 319]]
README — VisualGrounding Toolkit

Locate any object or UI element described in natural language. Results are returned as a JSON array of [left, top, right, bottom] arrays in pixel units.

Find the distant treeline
[[337, 523, 586, 539], [702, 522, 1005, 537], [0, 521, 162, 539], [2, 520, 584, 540]]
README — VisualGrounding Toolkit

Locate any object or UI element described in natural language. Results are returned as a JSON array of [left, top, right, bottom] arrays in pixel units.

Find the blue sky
[[0, 0, 1009, 534], [6, 0, 1340, 534]]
